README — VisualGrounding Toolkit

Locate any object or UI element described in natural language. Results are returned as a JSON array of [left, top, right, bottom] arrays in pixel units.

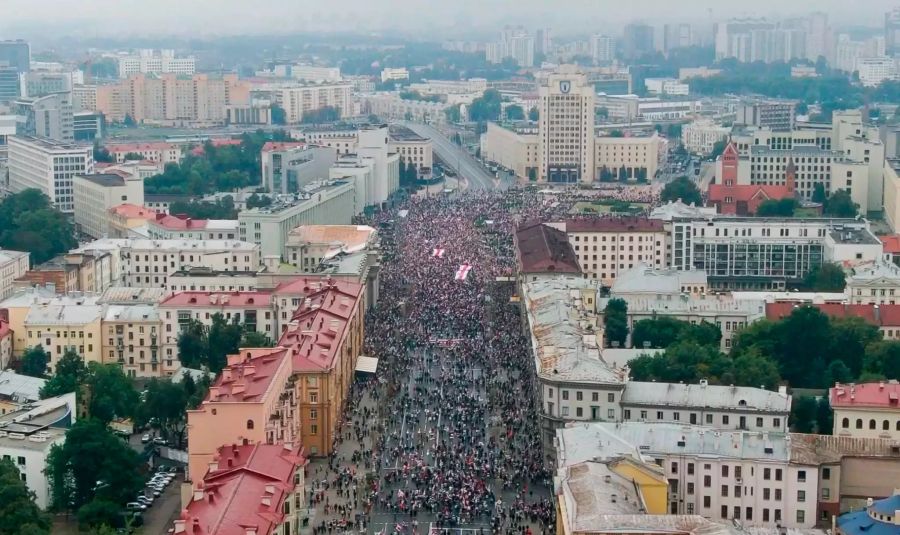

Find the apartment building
[[174, 442, 306, 535], [7, 135, 94, 213], [0, 424, 66, 510], [101, 304, 162, 378], [106, 203, 159, 238], [275, 280, 365, 456], [546, 218, 666, 285], [556, 422, 820, 528], [71, 85, 97, 112], [299, 126, 358, 155], [857, 57, 897, 87], [885, 160, 900, 232], [360, 93, 448, 125], [620, 381, 791, 432], [736, 100, 796, 131], [595, 134, 662, 181], [259, 142, 336, 194], [260, 82, 352, 123], [165, 268, 259, 293], [12, 93, 74, 142], [682, 119, 731, 155], [73, 171, 145, 239], [538, 66, 595, 183], [0, 250, 29, 301], [158, 291, 277, 368], [830, 381, 900, 441], [116, 49, 195, 77], [18, 294, 104, 371], [145, 214, 239, 241], [186, 347, 298, 484], [97, 74, 250, 126], [104, 142, 182, 164], [13, 250, 115, 295], [670, 216, 881, 290], [70, 238, 260, 288], [329, 125, 401, 213], [238, 181, 356, 260]]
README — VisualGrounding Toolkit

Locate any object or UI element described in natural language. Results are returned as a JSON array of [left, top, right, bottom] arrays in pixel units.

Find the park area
[[570, 200, 650, 215]]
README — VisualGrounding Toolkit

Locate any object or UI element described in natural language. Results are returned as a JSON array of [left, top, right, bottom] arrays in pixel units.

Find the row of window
[[840, 417, 900, 431]]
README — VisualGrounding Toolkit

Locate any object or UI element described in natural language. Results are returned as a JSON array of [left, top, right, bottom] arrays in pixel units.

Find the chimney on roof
[[208, 386, 220, 401], [264, 484, 275, 494], [192, 488, 204, 502], [208, 461, 217, 473], [260, 495, 272, 507]]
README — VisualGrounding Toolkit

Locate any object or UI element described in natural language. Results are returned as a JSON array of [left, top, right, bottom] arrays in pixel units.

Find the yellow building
[[100, 304, 163, 378], [22, 294, 103, 372]]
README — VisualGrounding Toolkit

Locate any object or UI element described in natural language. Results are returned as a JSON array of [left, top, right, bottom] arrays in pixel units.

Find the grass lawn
[[571, 201, 650, 215]]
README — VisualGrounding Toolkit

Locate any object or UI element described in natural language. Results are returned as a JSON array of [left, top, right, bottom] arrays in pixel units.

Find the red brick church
[[707, 142, 796, 215]]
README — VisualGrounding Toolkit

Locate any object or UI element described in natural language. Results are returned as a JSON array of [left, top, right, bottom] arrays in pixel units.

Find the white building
[[538, 66, 595, 183], [7, 135, 94, 213], [261, 83, 353, 123], [0, 423, 66, 509], [681, 119, 731, 155], [644, 78, 690, 96], [0, 250, 29, 301], [328, 125, 401, 214], [166, 268, 260, 293], [360, 93, 449, 125], [145, 215, 239, 241], [238, 180, 357, 260], [556, 422, 820, 528], [289, 65, 341, 83], [857, 57, 897, 87], [12, 92, 74, 142], [71, 85, 98, 112], [117, 49, 195, 78], [846, 259, 900, 305], [380, 68, 409, 84], [620, 381, 791, 432], [73, 171, 145, 239], [71, 238, 260, 288], [260, 142, 337, 194], [590, 35, 616, 63]]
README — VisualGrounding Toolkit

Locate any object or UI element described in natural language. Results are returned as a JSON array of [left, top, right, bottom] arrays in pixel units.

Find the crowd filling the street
[[305, 188, 589, 535]]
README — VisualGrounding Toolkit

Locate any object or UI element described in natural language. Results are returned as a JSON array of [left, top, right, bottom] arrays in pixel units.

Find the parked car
[[125, 502, 146, 511], [152, 437, 167, 446], [140, 434, 151, 444]]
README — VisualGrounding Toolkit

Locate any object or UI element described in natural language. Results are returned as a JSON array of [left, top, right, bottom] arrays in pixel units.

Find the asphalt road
[[401, 123, 500, 191]]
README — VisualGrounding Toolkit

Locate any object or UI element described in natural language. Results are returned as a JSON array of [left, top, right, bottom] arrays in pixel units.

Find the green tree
[[241, 330, 274, 348], [444, 104, 461, 123], [45, 419, 143, 512], [0, 189, 77, 264], [245, 192, 272, 209], [76, 499, 121, 532], [92, 142, 114, 163], [756, 198, 796, 217], [790, 396, 818, 433], [631, 317, 685, 348], [824, 189, 858, 217], [0, 459, 51, 534], [803, 263, 846, 292], [812, 183, 827, 204], [135, 379, 188, 447], [177, 319, 208, 369], [207, 314, 242, 373], [603, 299, 629, 348], [40, 348, 86, 399], [122, 152, 143, 161], [816, 397, 834, 435], [270, 104, 286, 125], [660, 176, 702, 205], [300, 106, 341, 124], [862, 340, 900, 379], [709, 140, 728, 159], [628, 341, 732, 385], [828, 317, 880, 377], [20, 346, 49, 378], [504, 104, 525, 121], [468, 89, 502, 122], [528, 106, 539, 121], [83, 363, 139, 425], [730, 350, 782, 390]]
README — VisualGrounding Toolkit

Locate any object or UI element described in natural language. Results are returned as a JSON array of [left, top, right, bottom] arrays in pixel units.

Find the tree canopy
[[45, 419, 144, 512], [0, 459, 51, 534], [177, 315, 247, 373], [803, 263, 847, 292], [300, 106, 341, 124], [603, 299, 629, 348], [0, 189, 76, 264], [631, 317, 721, 349], [823, 189, 859, 217], [660, 176, 702, 206], [468, 89, 502, 122], [168, 197, 237, 219], [755, 198, 797, 217], [20, 346, 49, 378], [504, 104, 525, 121], [41, 352, 138, 424]]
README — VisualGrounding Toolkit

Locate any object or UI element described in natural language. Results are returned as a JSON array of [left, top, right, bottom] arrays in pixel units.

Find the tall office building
[[622, 23, 655, 60], [535, 28, 552, 56], [805, 12, 831, 62], [7, 136, 94, 213], [538, 66, 594, 183], [0, 66, 20, 104], [887, 7, 900, 57], [663, 24, 693, 53], [486, 27, 535, 67], [590, 35, 616, 64], [12, 93, 75, 142], [22, 71, 73, 98], [0, 41, 30, 73], [116, 49, 195, 78]]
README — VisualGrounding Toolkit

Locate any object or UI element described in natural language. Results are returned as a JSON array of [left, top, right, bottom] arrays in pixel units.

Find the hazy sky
[[1, 0, 897, 37]]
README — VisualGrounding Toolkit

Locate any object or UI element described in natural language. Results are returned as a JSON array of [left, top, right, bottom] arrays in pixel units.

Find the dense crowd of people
[[308, 185, 632, 534]]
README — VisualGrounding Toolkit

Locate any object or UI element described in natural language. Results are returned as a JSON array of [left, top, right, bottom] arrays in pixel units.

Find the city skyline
[[1, 0, 899, 37]]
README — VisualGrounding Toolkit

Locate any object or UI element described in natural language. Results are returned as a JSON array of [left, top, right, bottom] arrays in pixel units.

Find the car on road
[[125, 502, 146, 511], [152, 437, 167, 446], [140, 434, 150, 444]]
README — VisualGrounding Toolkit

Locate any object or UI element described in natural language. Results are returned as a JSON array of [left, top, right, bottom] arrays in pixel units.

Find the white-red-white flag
[[455, 263, 472, 281], [432, 248, 445, 258]]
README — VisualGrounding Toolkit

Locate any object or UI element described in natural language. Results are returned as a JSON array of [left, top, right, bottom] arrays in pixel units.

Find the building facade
[[73, 171, 145, 239], [12, 93, 74, 142], [7, 136, 94, 213], [830, 381, 900, 441], [538, 67, 595, 183], [0, 250, 29, 301]]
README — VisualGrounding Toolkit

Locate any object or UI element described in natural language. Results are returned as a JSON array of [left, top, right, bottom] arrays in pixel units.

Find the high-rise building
[[621, 23, 655, 60], [486, 26, 535, 67], [0, 40, 30, 73], [116, 49, 195, 78], [12, 93, 75, 142], [535, 28, 552, 56], [538, 66, 594, 183], [805, 12, 831, 62], [663, 23, 693, 53], [7, 136, 94, 213], [22, 71, 72, 98], [886, 7, 900, 57], [0, 66, 21, 104], [590, 35, 616, 64]]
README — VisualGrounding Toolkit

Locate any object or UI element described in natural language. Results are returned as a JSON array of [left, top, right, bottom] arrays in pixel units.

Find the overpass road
[[402, 122, 508, 191]]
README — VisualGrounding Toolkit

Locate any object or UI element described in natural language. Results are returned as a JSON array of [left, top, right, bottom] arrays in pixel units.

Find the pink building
[[105, 142, 183, 164], [186, 347, 298, 485], [174, 441, 307, 535]]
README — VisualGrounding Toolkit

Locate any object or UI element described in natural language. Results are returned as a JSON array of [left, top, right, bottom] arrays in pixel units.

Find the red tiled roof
[[159, 291, 273, 308], [880, 235, 900, 255], [262, 141, 306, 153], [515, 222, 581, 274], [149, 213, 209, 230], [564, 217, 664, 233], [829, 381, 900, 409], [175, 442, 306, 535], [205, 348, 289, 404], [106, 142, 179, 153], [275, 282, 363, 373], [708, 183, 793, 204], [764, 302, 900, 326], [109, 203, 159, 219], [273, 276, 360, 296]]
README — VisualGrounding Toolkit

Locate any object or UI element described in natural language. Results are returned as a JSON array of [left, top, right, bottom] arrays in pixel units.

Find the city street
[[402, 123, 500, 191]]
